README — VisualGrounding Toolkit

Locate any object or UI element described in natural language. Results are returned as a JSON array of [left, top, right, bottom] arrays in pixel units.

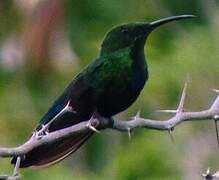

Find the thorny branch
[[112, 83, 219, 132], [0, 83, 219, 179]]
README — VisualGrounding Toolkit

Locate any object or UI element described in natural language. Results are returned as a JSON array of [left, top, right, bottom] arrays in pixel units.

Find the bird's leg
[[35, 100, 76, 139]]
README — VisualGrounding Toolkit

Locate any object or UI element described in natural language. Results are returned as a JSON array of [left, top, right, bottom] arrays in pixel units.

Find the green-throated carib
[[12, 15, 194, 168]]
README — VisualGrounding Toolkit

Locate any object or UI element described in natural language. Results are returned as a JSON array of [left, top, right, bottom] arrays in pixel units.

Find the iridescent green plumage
[[12, 15, 194, 168]]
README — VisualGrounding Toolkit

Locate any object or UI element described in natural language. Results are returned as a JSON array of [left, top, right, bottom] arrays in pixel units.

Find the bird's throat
[[131, 45, 148, 72]]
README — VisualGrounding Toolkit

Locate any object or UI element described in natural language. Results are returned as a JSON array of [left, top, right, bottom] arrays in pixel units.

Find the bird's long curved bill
[[149, 15, 195, 29]]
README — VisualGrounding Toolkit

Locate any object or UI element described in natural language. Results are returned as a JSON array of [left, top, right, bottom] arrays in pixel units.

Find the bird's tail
[[11, 130, 94, 168]]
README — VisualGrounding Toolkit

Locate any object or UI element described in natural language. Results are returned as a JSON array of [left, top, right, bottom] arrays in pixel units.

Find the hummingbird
[[12, 15, 194, 168]]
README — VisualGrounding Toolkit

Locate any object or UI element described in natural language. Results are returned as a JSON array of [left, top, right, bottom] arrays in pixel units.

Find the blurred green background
[[0, 0, 218, 179]]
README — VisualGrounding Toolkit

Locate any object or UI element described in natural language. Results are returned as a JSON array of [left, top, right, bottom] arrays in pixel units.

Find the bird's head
[[100, 15, 195, 56]]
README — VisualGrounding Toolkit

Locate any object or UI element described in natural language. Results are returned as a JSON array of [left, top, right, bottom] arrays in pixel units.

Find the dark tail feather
[[11, 131, 94, 168]]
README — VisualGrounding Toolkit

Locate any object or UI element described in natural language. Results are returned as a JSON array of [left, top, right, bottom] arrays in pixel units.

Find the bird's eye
[[121, 28, 129, 34]]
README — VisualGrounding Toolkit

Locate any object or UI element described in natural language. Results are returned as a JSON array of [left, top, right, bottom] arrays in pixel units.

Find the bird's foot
[[86, 121, 100, 133], [86, 114, 101, 133]]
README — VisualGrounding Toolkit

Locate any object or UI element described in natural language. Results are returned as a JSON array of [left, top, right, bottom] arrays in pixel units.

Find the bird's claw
[[86, 120, 100, 133]]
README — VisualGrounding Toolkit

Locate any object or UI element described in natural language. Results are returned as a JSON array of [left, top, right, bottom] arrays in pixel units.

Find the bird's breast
[[96, 53, 148, 117], [131, 66, 148, 95]]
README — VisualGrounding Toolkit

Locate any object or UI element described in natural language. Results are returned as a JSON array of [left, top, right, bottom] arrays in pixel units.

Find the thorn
[[156, 109, 178, 114], [207, 168, 211, 175], [13, 156, 21, 177], [202, 168, 209, 177], [135, 110, 141, 118], [65, 100, 77, 113], [41, 124, 49, 134], [34, 124, 50, 140], [177, 81, 188, 113], [44, 130, 49, 135], [215, 120, 219, 148], [88, 125, 100, 133], [32, 130, 37, 138], [132, 110, 141, 121], [127, 128, 131, 140], [156, 82, 188, 115], [168, 129, 175, 143], [0, 157, 22, 179], [214, 116, 219, 148], [212, 89, 219, 94]]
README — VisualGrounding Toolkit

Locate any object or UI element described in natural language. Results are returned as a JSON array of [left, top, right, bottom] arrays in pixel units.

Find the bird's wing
[[37, 56, 105, 129], [11, 57, 107, 168]]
